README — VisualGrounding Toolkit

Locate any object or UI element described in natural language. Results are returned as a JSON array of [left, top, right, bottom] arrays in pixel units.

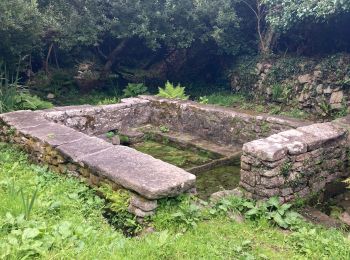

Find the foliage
[[123, 83, 148, 98], [159, 125, 170, 133], [157, 81, 189, 100], [198, 96, 209, 104], [14, 93, 53, 111], [0, 64, 53, 113], [265, 0, 350, 32], [1, 143, 350, 258]]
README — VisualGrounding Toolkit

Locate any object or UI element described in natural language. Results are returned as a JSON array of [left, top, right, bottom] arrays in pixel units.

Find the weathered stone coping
[[0, 109, 196, 200]]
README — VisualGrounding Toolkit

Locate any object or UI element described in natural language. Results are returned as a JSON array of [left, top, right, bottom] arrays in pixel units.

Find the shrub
[[123, 83, 148, 98], [157, 81, 189, 100], [15, 93, 53, 111]]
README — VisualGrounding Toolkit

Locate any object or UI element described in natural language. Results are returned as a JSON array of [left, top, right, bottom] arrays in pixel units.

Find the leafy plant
[[106, 131, 116, 139], [199, 96, 209, 104], [157, 81, 189, 100], [159, 125, 169, 133], [15, 93, 53, 110], [97, 97, 120, 105], [243, 197, 301, 229], [123, 83, 148, 98], [280, 161, 292, 177]]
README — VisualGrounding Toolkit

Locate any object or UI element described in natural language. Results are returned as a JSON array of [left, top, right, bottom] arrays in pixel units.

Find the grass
[[1, 142, 350, 259], [201, 92, 310, 120]]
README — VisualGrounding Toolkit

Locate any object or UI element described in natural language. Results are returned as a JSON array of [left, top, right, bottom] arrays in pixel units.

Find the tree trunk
[[44, 43, 54, 74], [100, 39, 128, 80]]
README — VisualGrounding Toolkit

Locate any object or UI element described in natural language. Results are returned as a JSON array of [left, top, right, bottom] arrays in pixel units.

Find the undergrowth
[[1, 142, 350, 259]]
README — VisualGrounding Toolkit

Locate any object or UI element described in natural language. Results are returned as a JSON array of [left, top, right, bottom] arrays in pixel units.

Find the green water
[[196, 161, 241, 200], [131, 140, 214, 169]]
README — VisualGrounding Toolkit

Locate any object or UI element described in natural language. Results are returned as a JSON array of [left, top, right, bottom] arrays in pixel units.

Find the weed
[[159, 125, 170, 133], [199, 96, 209, 104], [280, 162, 293, 177]]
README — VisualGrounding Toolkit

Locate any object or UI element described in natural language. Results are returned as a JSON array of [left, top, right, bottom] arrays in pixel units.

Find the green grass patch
[[1, 142, 350, 259]]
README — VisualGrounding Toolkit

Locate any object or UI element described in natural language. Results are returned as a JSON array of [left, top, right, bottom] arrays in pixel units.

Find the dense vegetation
[[1, 1, 350, 258], [1, 0, 349, 95], [1, 142, 350, 259]]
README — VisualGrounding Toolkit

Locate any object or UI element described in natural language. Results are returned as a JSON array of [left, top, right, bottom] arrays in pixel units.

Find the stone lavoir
[[1, 96, 350, 217]]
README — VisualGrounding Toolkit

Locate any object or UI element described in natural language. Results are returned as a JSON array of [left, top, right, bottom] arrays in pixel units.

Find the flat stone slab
[[243, 139, 287, 162], [82, 145, 196, 200], [57, 136, 114, 162], [0, 111, 48, 129], [19, 122, 86, 147]]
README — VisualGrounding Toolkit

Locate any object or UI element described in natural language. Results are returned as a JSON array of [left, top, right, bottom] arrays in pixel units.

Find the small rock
[[128, 204, 155, 218], [210, 188, 243, 203], [47, 93, 55, 99], [339, 212, 350, 226], [298, 74, 312, 84], [256, 63, 263, 74], [330, 91, 344, 104], [316, 84, 323, 94], [111, 135, 121, 145], [313, 70, 322, 79], [228, 212, 245, 223], [323, 86, 333, 94]]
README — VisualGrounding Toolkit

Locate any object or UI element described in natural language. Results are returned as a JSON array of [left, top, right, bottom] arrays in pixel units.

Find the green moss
[[131, 140, 213, 169]]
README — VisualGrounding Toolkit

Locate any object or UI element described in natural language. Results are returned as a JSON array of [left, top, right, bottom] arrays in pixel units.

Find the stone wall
[[43, 98, 152, 135], [231, 54, 350, 117], [140, 96, 309, 145], [240, 122, 348, 202]]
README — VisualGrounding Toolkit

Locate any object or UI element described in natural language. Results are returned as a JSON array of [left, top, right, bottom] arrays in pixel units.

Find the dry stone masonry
[[1, 96, 349, 217], [240, 122, 348, 202]]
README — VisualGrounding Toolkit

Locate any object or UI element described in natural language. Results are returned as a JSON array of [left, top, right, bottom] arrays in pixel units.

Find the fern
[[157, 81, 189, 100], [123, 83, 148, 98]]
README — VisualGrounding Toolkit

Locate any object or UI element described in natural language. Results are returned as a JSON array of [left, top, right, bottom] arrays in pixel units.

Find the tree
[[264, 0, 350, 32], [99, 0, 245, 78], [0, 0, 43, 67]]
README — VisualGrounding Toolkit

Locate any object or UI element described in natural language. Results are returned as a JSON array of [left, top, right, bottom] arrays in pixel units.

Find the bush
[[157, 81, 189, 100], [123, 83, 148, 98], [14, 93, 53, 111]]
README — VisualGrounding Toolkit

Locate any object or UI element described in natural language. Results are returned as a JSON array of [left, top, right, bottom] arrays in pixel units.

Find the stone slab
[[82, 146, 196, 200], [243, 139, 287, 162], [57, 136, 114, 162], [19, 122, 86, 147], [0, 111, 48, 129], [298, 123, 346, 143]]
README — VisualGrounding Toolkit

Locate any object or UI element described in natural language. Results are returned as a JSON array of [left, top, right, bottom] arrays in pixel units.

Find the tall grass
[[0, 62, 18, 113]]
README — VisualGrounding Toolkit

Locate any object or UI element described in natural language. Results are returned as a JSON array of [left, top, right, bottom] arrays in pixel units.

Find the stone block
[[240, 170, 256, 186], [130, 194, 158, 212], [128, 204, 155, 217], [261, 168, 280, 178], [260, 176, 285, 189], [243, 139, 287, 162]]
